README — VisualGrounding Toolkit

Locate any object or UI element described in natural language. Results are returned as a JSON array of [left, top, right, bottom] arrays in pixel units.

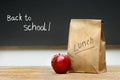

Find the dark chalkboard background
[[0, 0, 120, 46]]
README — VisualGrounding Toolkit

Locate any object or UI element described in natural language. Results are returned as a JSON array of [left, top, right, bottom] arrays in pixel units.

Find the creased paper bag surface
[[68, 19, 106, 73]]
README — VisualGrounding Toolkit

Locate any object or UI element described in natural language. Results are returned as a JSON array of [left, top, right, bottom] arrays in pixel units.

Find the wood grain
[[0, 45, 120, 50], [0, 66, 120, 80], [0, 46, 67, 50]]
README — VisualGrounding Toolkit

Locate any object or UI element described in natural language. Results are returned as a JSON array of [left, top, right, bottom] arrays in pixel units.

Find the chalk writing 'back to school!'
[[6, 13, 52, 32]]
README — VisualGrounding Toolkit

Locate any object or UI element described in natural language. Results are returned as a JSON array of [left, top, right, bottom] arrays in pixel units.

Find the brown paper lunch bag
[[68, 19, 106, 73]]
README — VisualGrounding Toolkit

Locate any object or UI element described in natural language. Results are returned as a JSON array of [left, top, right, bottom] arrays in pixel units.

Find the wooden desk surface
[[0, 66, 120, 80]]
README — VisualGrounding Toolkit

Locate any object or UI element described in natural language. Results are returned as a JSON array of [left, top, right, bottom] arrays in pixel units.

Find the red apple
[[51, 53, 71, 74]]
